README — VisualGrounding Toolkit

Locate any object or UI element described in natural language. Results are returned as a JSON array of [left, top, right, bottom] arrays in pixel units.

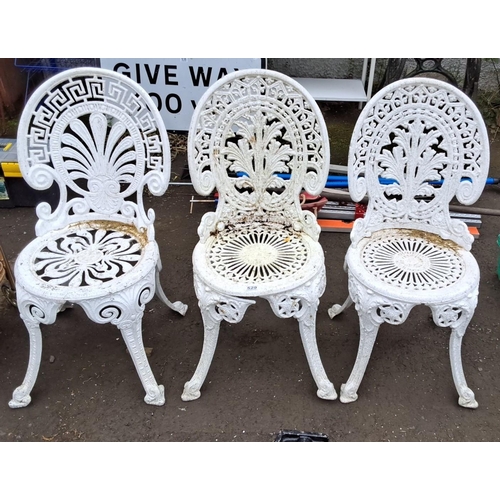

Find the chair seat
[[193, 224, 324, 297], [346, 228, 479, 304], [15, 220, 158, 303]]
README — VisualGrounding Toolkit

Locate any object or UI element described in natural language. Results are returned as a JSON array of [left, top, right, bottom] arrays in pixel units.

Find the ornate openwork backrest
[[348, 77, 489, 251], [17, 68, 170, 239], [188, 69, 330, 242]]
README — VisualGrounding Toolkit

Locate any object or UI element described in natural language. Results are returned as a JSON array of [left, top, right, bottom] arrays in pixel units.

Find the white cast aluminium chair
[[182, 68, 337, 402], [10, 67, 187, 409], [329, 77, 489, 408]]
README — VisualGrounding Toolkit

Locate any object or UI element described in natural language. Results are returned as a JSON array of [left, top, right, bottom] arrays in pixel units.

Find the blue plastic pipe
[[235, 172, 499, 187]]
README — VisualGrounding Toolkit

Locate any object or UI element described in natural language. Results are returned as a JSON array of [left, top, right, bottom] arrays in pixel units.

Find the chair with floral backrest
[[9, 67, 187, 409], [181, 68, 337, 402], [328, 77, 489, 408]]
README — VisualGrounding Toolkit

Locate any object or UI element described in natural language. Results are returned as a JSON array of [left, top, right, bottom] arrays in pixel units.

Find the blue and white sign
[[100, 58, 265, 131]]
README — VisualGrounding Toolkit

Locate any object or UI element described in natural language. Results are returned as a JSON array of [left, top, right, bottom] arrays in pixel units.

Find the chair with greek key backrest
[[9, 67, 187, 409], [328, 77, 489, 408], [182, 68, 337, 402]]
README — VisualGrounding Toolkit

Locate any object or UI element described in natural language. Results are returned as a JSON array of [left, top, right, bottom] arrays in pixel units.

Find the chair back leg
[[155, 263, 188, 316]]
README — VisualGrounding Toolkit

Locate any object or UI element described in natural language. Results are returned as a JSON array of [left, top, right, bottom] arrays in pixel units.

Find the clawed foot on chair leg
[[328, 296, 353, 319], [181, 380, 201, 401], [317, 381, 338, 400], [9, 316, 43, 409], [144, 384, 166, 406], [119, 316, 166, 407], [155, 269, 188, 316], [458, 387, 478, 409], [170, 301, 188, 316], [9, 386, 32, 408], [340, 383, 359, 403], [448, 321, 478, 409]]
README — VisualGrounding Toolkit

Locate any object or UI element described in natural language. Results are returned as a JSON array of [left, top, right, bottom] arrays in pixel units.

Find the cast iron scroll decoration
[[18, 70, 169, 238], [329, 77, 489, 409], [189, 71, 329, 242], [184, 69, 336, 403], [10, 68, 187, 409], [348, 78, 488, 251]]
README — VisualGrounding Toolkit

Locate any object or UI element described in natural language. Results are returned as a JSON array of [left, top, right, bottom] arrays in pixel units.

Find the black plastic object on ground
[[275, 430, 329, 442]]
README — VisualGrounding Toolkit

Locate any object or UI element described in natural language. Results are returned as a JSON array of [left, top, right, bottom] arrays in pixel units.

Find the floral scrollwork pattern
[[348, 273, 413, 326], [376, 303, 411, 325], [189, 70, 330, 242], [266, 266, 326, 321], [193, 273, 255, 325], [348, 78, 489, 250], [430, 292, 477, 330]]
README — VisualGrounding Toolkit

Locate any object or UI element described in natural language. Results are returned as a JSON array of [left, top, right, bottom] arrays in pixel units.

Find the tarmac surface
[[1, 103, 500, 445]]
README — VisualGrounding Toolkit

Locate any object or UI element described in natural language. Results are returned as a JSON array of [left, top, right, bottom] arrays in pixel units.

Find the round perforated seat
[[346, 228, 479, 304], [15, 221, 158, 303], [193, 226, 324, 297]]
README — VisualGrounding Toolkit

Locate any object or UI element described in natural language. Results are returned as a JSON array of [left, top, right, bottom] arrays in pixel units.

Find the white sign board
[[99, 58, 264, 131]]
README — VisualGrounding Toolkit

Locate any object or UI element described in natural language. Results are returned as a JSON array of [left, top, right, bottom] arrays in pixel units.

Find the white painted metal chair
[[9, 68, 187, 409], [329, 77, 489, 408], [182, 69, 337, 402]]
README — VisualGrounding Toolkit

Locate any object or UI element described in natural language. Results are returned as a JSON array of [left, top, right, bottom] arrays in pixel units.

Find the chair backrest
[[17, 67, 170, 239], [188, 69, 330, 242], [348, 77, 489, 251]]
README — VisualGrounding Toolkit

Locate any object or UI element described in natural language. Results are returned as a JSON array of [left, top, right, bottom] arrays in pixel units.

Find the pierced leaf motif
[[349, 80, 489, 250], [61, 112, 138, 214], [377, 120, 447, 207], [222, 111, 294, 207]]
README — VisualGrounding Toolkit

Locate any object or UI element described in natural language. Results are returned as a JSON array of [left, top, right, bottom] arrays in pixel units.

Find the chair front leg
[[297, 302, 337, 400], [342, 275, 413, 403], [181, 304, 222, 402], [118, 315, 165, 406], [9, 318, 43, 409], [430, 301, 478, 409], [266, 269, 337, 400], [340, 310, 382, 403], [9, 287, 63, 408], [182, 275, 254, 402], [81, 278, 165, 406]]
